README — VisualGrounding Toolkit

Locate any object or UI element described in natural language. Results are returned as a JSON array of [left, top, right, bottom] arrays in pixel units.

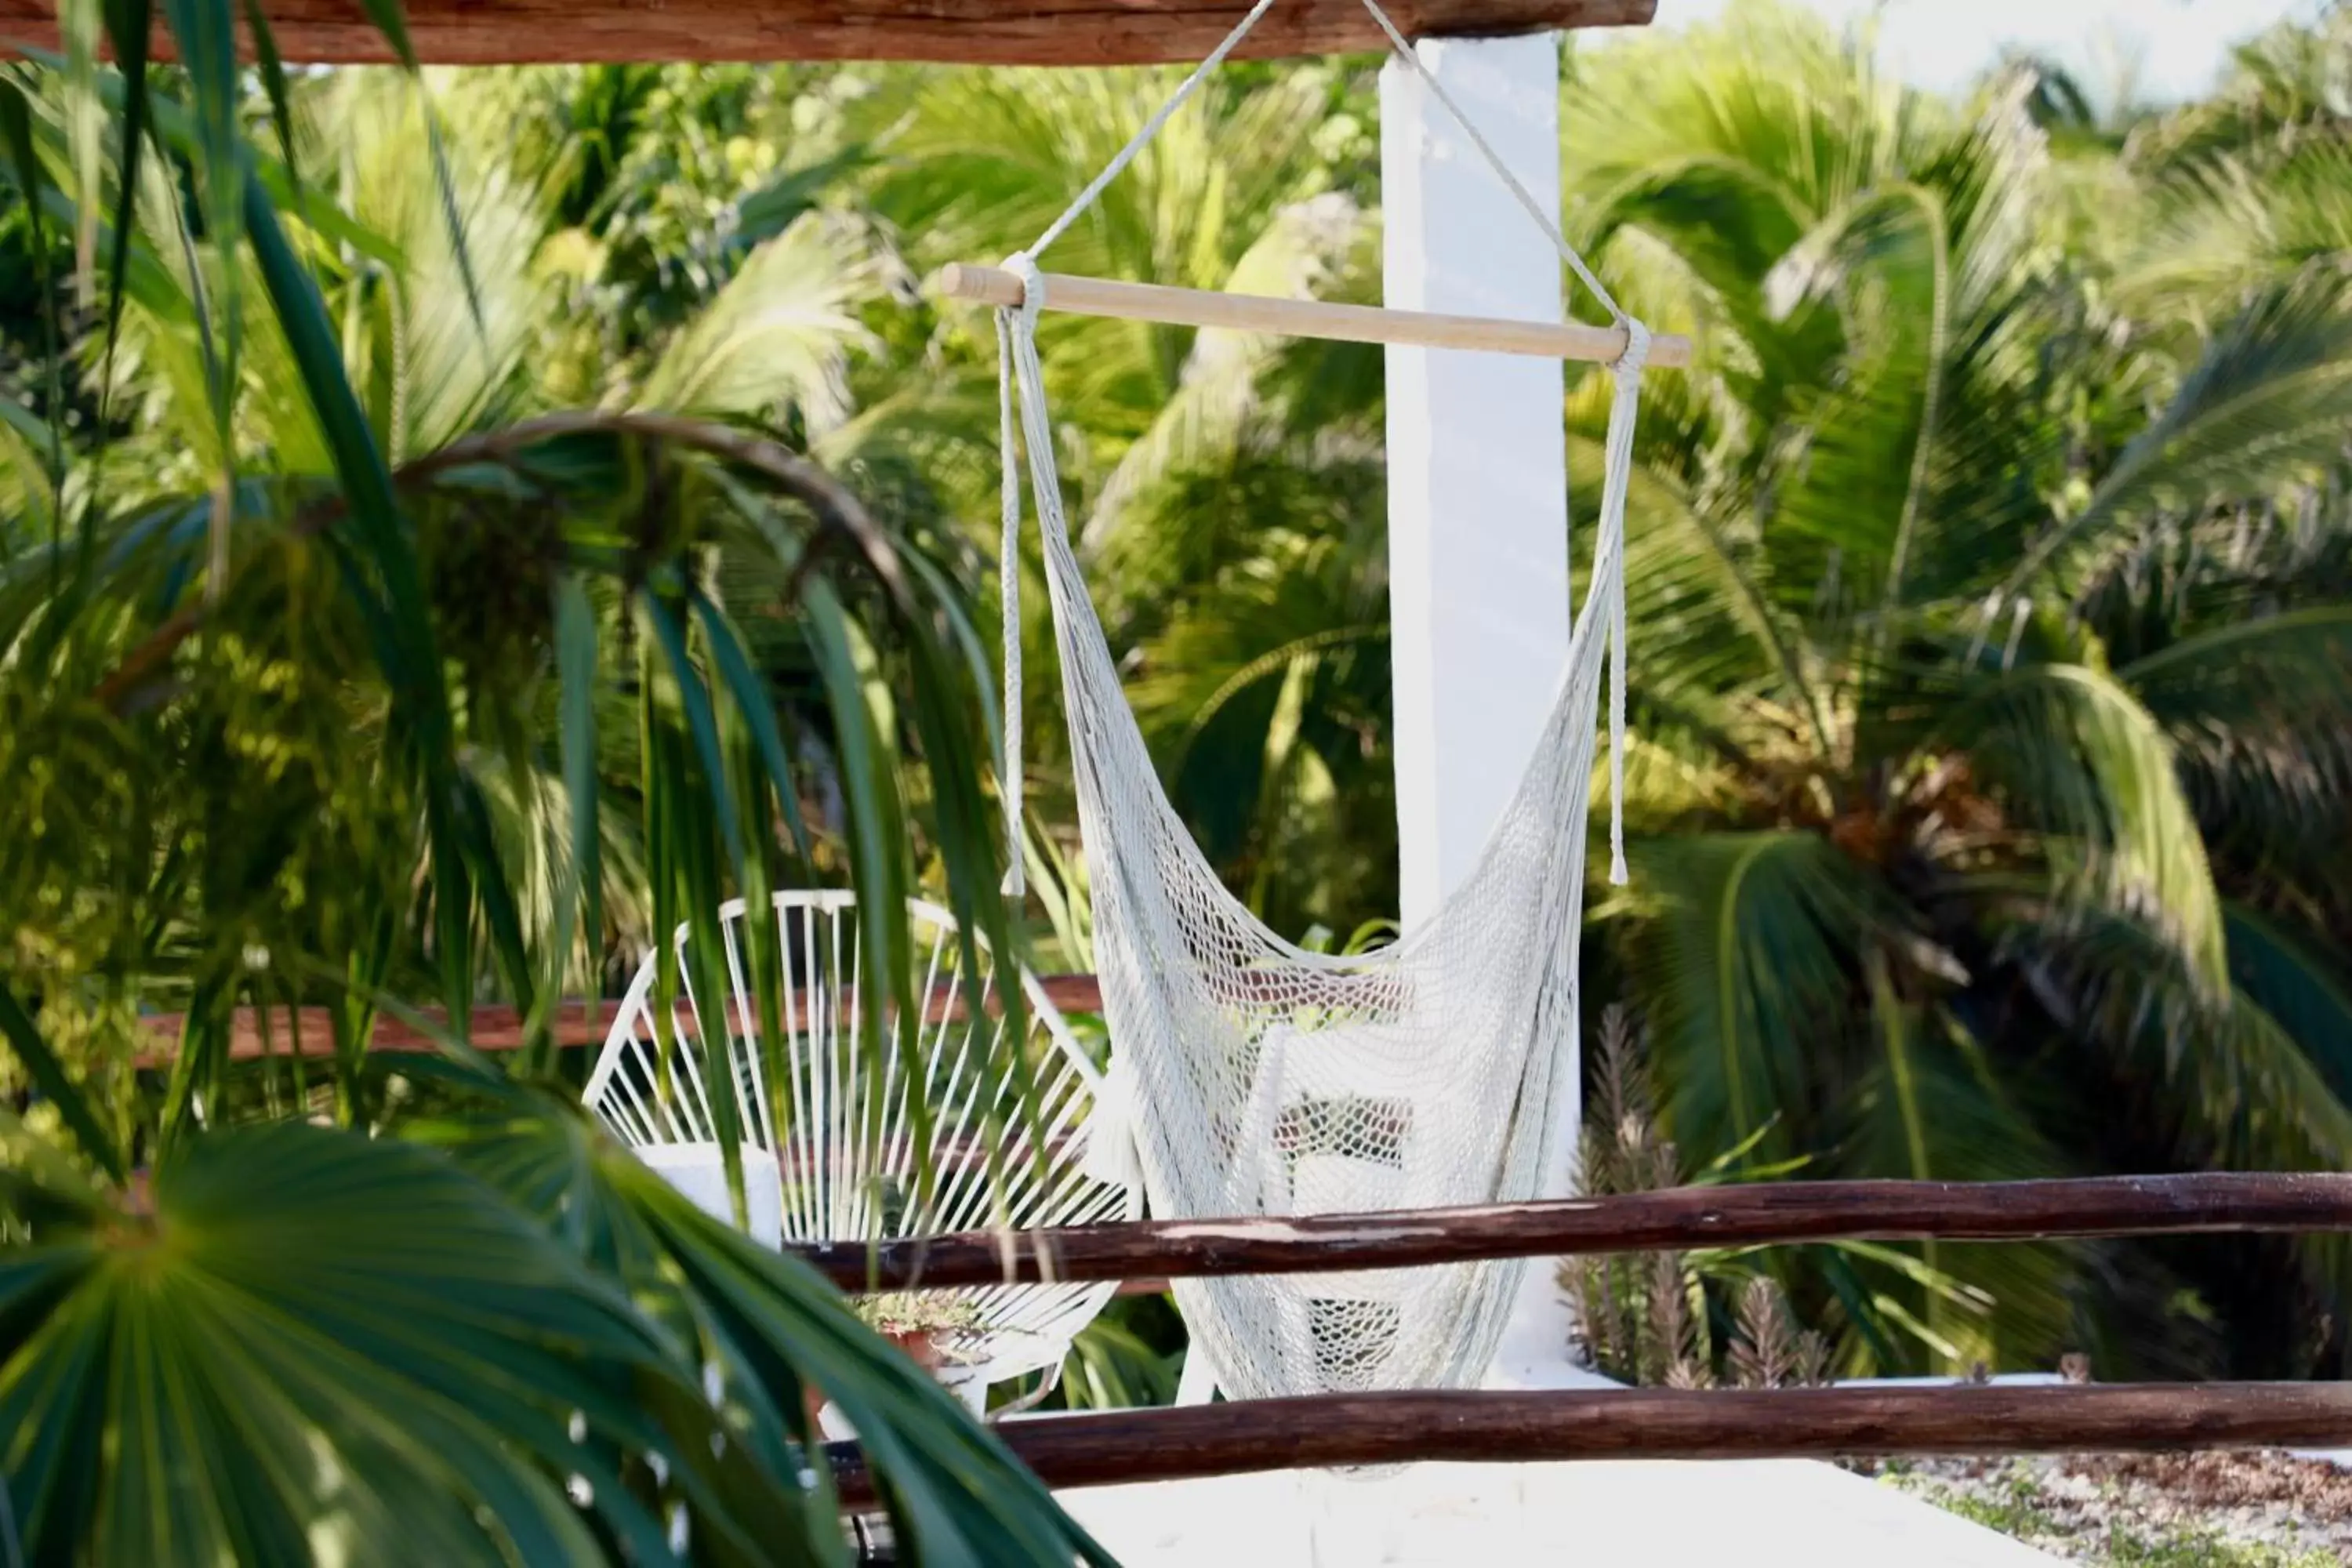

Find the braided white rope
[[1601, 319, 1649, 881], [1024, 0, 1282, 266], [1355, 0, 1627, 328], [996, 0, 1279, 895], [997, 307, 1028, 895]]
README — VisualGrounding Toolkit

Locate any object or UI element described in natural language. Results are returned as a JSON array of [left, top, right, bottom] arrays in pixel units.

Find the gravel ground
[[1860, 1453, 2352, 1564]]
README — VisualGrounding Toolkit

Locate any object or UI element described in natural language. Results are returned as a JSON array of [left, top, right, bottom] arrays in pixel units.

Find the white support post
[[1383, 34, 1570, 925], [1381, 33, 1590, 1388]]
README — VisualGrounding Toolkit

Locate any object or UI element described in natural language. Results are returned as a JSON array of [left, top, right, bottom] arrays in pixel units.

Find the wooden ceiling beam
[[0, 0, 1652, 67]]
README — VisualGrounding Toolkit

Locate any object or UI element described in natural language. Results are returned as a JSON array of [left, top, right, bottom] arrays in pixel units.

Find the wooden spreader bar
[[939, 263, 1695, 368], [793, 1171, 2352, 1291], [827, 1383, 2352, 1504]]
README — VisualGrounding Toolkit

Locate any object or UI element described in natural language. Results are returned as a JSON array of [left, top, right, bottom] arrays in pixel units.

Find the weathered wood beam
[[827, 1382, 2352, 1504], [129, 975, 1106, 1067], [0, 0, 1653, 67], [793, 1173, 2352, 1290]]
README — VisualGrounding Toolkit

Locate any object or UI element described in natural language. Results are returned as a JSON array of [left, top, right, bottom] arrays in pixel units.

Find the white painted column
[[1384, 34, 1570, 924], [1381, 34, 1587, 1388]]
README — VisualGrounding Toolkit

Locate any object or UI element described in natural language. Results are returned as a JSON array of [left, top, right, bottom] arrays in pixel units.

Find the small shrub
[[1561, 1006, 1831, 1389]]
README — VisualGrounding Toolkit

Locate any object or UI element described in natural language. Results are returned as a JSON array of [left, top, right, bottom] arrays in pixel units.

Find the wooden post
[[132, 975, 1110, 1066], [0, 0, 1661, 67]]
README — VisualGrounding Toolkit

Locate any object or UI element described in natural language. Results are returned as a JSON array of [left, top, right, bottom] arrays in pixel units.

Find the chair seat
[[635, 1142, 786, 1248], [584, 891, 1142, 1414]]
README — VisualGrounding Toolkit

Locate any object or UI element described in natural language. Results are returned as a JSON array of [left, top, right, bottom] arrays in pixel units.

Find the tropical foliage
[[0, 17, 1091, 1565], [833, 8, 2352, 1380], [1572, 8, 2352, 1380]]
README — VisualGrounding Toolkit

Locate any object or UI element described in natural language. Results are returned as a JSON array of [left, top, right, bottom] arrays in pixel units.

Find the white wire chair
[[585, 890, 1138, 1414]]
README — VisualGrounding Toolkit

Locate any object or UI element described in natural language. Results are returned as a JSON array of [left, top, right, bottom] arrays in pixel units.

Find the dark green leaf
[[0, 1123, 713, 1563], [96, 0, 154, 475], [241, 0, 304, 225], [0, 983, 121, 1185]]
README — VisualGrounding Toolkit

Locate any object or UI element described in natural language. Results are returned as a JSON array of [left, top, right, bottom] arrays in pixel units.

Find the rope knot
[[1004, 252, 1046, 336], [1613, 317, 1652, 381]]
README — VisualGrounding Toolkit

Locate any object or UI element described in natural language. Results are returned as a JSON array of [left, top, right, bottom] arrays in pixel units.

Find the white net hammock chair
[[996, 0, 1652, 1403], [583, 890, 1138, 1414]]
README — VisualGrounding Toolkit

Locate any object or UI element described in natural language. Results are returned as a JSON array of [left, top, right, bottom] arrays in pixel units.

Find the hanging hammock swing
[[978, 0, 1681, 1405]]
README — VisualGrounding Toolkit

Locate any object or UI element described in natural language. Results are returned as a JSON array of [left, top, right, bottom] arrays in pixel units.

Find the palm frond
[[1, 1122, 690, 1563], [1845, 969, 2078, 1372], [1619, 830, 1879, 1162], [1083, 191, 1361, 562], [1762, 77, 2066, 622], [632, 210, 883, 427], [2003, 882, 2352, 1395], [311, 74, 546, 459], [2121, 604, 2352, 848], [2222, 901, 2352, 1110], [440, 1098, 1116, 1566], [2009, 265, 2352, 595], [1915, 659, 2227, 989], [1595, 435, 1824, 758]]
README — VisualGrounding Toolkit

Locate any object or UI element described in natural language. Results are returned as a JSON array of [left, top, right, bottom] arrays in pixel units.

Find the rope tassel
[[997, 307, 1027, 898], [1602, 321, 1649, 887]]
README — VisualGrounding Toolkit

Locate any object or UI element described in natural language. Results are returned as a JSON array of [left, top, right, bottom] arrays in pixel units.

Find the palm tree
[[1566, 5, 2352, 1377], [0, 37, 1100, 1562]]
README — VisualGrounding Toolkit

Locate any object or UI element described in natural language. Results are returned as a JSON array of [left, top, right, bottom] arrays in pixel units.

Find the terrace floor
[[1058, 1455, 2061, 1565], [1047, 1358, 2060, 1566]]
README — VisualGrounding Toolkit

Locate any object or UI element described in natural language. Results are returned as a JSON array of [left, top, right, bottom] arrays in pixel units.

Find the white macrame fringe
[[997, 307, 1027, 897], [1602, 319, 1648, 884]]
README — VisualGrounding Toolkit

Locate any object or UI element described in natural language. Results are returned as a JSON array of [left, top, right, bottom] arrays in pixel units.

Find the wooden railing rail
[[826, 1383, 2352, 1504], [129, 977, 1109, 1067], [792, 1172, 2352, 1291]]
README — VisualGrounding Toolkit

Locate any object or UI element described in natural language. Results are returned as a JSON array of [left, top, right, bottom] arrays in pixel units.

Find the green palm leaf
[[2004, 888, 2352, 1177], [438, 1098, 1116, 1567], [1917, 659, 2227, 989], [0, 982, 122, 1183], [2122, 604, 2352, 843], [0, 1122, 695, 1563], [2008, 267, 2352, 595], [1621, 831, 1880, 1160], [2222, 901, 2352, 1109], [632, 212, 880, 426], [1083, 192, 1361, 567], [1846, 967, 2077, 1373]]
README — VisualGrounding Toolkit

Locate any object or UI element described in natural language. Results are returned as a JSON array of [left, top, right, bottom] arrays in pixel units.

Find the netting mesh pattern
[[1004, 300, 1640, 1401]]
